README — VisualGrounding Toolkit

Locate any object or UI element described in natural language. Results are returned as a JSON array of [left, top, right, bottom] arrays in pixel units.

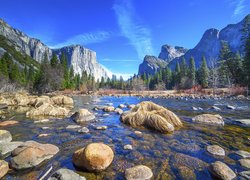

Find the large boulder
[[71, 109, 95, 123], [26, 103, 70, 118], [192, 114, 224, 125], [48, 168, 86, 180], [125, 165, 153, 180], [0, 130, 12, 143], [120, 101, 182, 133], [51, 95, 74, 106], [209, 161, 236, 180], [0, 160, 9, 179], [10, 141, 59, 169], [72, 143, 114, 172], [11, 93, 31, 106]]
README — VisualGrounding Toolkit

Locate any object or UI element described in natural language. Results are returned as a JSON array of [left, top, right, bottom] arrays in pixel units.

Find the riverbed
[[2, 95, 250, 179]]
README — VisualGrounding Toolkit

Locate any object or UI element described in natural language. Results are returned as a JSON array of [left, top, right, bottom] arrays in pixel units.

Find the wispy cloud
[[113, 0, 154, 59], [50, 31, 112, 48], [231, 0, 247, 18], [101, 65, 133, 80]]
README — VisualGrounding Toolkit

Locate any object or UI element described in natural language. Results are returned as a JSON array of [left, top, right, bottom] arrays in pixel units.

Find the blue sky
[[0, 0, 249, 79]]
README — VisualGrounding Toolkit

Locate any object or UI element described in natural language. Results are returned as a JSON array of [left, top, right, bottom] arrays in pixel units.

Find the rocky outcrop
[[10, 141, 59, 170], [138, 55, 168, 75], [0, 141, 23, 157], [72, 143, 114, 172], [125, 165, 153, 180], [0, 19, 110, 80], [120, 101, 182, 133], [158, 45, 187, 63]]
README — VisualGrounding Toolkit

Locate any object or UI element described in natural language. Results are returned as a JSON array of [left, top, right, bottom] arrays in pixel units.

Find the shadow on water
[[2, 95, 250, 179]]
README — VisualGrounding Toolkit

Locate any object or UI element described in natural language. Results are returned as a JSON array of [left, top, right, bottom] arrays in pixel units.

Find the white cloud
[[232, 0, 246, 18], [113, 0, 154, 59], [101, 65, 133, 80], [50, 31, 112, 48]]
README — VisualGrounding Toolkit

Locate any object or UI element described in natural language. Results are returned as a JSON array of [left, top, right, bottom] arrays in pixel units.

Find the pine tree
[[165, 67, 172, 89], [50, 54, 58, 68], [189, 57, 196, 87], [244, 30, 250, 86], [0, 54, 9, 78], [199, 56, 209, 88], [9, 63, 20, 82]]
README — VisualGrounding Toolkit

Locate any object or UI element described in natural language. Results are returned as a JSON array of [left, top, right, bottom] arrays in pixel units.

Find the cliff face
[[138, 55, 168, 75], [0, 19, 109, 80], [138, 45, 186, 75], [53, 46, 109, 80]]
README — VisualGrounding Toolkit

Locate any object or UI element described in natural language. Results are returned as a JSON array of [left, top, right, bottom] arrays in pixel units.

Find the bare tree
[[131, 77, 146, 93]]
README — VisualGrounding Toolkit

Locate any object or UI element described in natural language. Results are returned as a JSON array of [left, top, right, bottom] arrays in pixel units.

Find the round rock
[[206, 145, 225, 156], [209, 161, 236, 180], [125, 165, 153, 180], [72, 143, 114, 172]]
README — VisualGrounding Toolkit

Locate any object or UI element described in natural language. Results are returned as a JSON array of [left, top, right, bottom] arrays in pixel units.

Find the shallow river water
[[2, 95, 250, 180]]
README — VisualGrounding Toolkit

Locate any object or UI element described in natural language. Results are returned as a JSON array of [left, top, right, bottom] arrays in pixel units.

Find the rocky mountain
[[138, 45, 187, 75], [0, 19, 110, 80], [138, 55, 168, 75], [158, 45, 188, 63], [139, 14, 250, 75]]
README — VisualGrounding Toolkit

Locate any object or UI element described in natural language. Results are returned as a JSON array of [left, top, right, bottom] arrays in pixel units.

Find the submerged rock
[[125, 165, 153, 180], [235, 119, 250, 127], [235, 150, 250, 158], [177, 166, 196, 180], [48, 168, 86, 180], [206, 145, 225, 156], [78, 127, 90, 133], [127, 104, 135, 109], [71, 109, 95, 123], [211, 106, 221, 111], [0, 130, 12, 143], [66, 125, 82, 129], [120, 101, 182, 133], [0, 141, 23, 156], [118, 104, 126, 108], [209, 161, 236, 180], [173, 153, 208, 171], [0, 160, 9, 179], [72, 143, 114, 172], [192, 114, 224, 125], [239, 159, 250, 169], [34, 119, 50, 123], [10, 141, 59, 170], [0, 120, 18, 127]]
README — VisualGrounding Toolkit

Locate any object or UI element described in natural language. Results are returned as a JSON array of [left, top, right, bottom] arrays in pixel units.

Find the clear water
[[2, 95, 250, 180]]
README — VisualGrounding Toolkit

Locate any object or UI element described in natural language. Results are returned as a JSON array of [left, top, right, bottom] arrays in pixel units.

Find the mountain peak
[[158, 44, 188, 63]]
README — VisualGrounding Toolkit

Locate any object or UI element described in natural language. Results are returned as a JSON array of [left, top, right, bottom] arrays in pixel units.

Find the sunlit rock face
[[158, 45, 188, 63], [53, 45, 109, 80], [0, 19, 109, 80]]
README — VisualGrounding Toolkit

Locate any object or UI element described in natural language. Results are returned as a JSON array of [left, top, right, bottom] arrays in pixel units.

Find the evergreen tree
[[244, 30, 250, 86], [199, 56, 209, 88], [50, 54, 58, 68], [0, 54, 9, 78], [9, 63, 19, 82], [165, 67, 172, 89], [189, 57, 196, 87]]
